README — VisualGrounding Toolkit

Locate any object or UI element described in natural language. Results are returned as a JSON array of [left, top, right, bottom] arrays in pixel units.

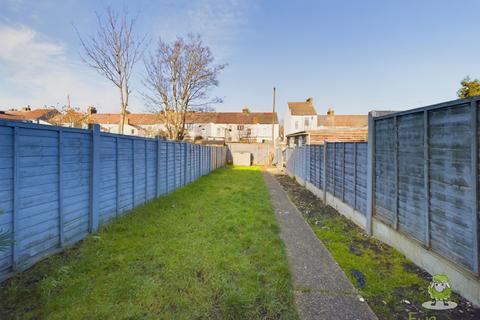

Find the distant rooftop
[[287, 97, 317, 116], [0, 107, 58, 122], [317, 107, 367, 127]]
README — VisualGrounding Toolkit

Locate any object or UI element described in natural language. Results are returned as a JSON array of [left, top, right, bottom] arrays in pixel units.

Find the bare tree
[[143, 34, 226, 140], [77, 8, 144, 134]]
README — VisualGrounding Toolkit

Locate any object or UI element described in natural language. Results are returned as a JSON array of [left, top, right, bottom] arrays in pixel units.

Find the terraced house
[[0, 106, 279, 143]]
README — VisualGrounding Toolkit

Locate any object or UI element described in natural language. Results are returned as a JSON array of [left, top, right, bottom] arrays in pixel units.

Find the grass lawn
[[0, 166, 298, 320], [275, 174, 480, 320]]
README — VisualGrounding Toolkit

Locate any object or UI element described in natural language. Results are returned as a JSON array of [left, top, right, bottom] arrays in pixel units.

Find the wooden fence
[[0, 120, 227, 281], [286, 97, 480, 277]]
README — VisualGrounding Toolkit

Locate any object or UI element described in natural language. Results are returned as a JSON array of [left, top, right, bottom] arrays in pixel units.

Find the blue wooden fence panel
[[397, 113, 426, 243], [134, 139, 146, 206], [374, 117, 396, 225], [118, 138, 134, 213], [428, 103, 475, 271], [355, 143, 368, 215], [318, 146, 324, 190], [285, 97, 480, 274], [0, 126, 13, 273], [99, 135, 117, 225], [334, 143, 344, 199], [158, 140, 168, 195], [0, 120, 227, 281]]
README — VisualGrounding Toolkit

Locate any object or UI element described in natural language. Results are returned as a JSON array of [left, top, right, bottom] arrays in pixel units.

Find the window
[[131, 129, 135, 135], [305, 118, 309, 127], [237, 125, 244, 130], [295, 121, 299, 129], [246, 128, 252, 135]]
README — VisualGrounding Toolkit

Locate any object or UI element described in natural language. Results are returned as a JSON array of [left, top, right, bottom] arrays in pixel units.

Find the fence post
[[12, 126, 19, 271], [156, 139, 161, 197], [322, 143, 327, 203], [366, 112, 375, 235], [116, 137, 120, 216], [173, 142, 177, 187], [144, 140, 147, 203], [184, 143, 187, 185], [342, 143, 345, 202], [165, 142, 169, 193], [132, 139, 136, 208], [58, 128, 64, 247], [423, 110, 430, 247], [470, 100, 479, 274], [333, 143, 336, 198], [353, 142, 357, 211], [394, 115, 399, 230], [89, 124, 100, 233]]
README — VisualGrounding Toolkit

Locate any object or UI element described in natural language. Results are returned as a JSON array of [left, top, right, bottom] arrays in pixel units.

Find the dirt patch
[[274, 172, 480, 320]]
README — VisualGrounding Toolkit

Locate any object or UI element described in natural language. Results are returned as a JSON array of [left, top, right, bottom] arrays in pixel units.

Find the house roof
[[215, 112, 278, 124], [88, 113, 164, 125], [287, 101, 317, 116], [88, 111, 279, 125], [0, 108, 59, 122], [1, 107, 279, 126], [317, 115, 368, 127]]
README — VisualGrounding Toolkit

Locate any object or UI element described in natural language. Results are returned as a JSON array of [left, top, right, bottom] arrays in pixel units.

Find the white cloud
[[0, 24, 128, 112]]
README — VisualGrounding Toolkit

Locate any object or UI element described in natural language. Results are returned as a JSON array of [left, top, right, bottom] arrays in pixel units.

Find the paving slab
[[263, 171, 377, 320]]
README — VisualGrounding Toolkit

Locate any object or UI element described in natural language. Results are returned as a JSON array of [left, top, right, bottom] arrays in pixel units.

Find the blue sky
[[1, 0, 479, 119]]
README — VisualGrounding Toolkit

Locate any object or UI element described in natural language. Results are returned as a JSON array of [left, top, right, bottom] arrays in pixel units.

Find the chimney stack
[[326, 107, 335, 126], [306, 97, 313, 105], [242, 106, 250, 114]]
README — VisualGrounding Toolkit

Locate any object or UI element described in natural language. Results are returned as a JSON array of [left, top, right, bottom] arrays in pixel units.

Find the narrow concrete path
[[263, 171, 377, 320]]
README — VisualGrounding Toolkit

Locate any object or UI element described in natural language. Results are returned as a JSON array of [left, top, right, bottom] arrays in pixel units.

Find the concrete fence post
[[333, 143, 336, 198], [184, 143, 187, 185], [471, 100, 479, 274], [156, 139, 161, 197], [366, 112, 375, 235], [58, 128, 64, 247], [394, 116, 399, 230], [12, 126, 19, 270], [89, 124, 100, 233], [342, 143, 345, 202], [423, 110, 430, 247], [353, 142, 357, 211], [173, 142, 177, 187], [144, 140, 147, 203], [322, 143, 327, 203], [116, 137, 120, 216]]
